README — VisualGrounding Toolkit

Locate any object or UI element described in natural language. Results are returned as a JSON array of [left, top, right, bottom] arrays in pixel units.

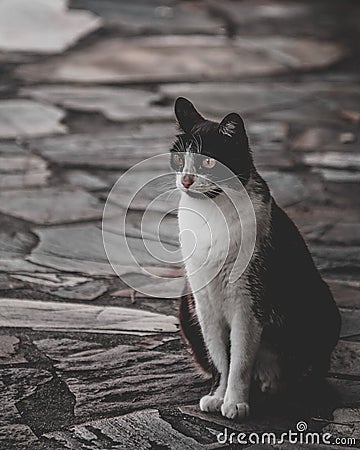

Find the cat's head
[[170, 97, 253, 198]]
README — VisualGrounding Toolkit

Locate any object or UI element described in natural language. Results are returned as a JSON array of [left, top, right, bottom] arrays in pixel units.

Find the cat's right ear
[[174, 97, 205, 133]]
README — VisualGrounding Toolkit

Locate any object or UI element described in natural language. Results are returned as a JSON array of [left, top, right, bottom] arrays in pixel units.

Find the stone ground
[[0, 0, 359, 449]]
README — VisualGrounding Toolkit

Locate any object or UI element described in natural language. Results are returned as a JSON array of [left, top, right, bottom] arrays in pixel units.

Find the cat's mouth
[[182, 186, 223, 199]]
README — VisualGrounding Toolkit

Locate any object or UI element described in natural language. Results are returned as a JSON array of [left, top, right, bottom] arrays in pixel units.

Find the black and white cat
[[171, 97, 341, 420]]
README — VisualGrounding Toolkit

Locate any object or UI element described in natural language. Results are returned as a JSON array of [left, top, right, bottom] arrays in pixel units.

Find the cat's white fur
[[177, 157, 276, 419]]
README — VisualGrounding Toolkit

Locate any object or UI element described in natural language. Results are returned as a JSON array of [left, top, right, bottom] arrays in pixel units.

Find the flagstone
[[34, 336, 206, 422], [0, 0, 101, 54], [10, 273, 108, 301], [339, 309, 360, 339], [313, 168, 360, 183], [303, 152, 360, 170], [64, 170, 109, 191], [71, 0, 221, 34], [0, 231, 49, 273], [0, 100, 66, 139], [29, 130, 174, 170], [16, 35, 344, 83], [29, 223, 180, 276], [311, 246, 360, 272], [21, 86, 172, 122], [0, 154, 50, 189], [160, 82, 305, 117], [0, 298, 178, 334], [262, 172, 307, 207], [331, 341, 360, 377], [0, 188, 104, 224], [326, 278, 360, 309]]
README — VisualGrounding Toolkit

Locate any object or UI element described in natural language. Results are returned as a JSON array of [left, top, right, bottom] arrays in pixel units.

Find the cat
[[170, 97, 341, 420]]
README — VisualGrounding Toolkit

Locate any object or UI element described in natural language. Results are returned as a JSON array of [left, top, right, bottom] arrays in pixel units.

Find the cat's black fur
[[174, 97, 341, 385]]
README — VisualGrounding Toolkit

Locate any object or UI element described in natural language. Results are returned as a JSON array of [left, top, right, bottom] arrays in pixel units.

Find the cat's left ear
[[175, 97, 205, 133], [218, 113, 246, 138]]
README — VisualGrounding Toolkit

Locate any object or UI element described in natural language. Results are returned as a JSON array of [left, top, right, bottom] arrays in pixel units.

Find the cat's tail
[[179, 292, 212, 374]]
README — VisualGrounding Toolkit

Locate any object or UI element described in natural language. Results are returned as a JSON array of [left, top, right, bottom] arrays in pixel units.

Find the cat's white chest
[[178, 193, 242, 298]]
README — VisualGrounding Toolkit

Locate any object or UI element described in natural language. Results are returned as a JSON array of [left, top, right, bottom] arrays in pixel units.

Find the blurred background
[[0, 1, 359, 449]]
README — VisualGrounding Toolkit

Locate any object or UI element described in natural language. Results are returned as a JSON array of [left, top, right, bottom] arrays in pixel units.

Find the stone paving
[[0, 0, 359, 449]]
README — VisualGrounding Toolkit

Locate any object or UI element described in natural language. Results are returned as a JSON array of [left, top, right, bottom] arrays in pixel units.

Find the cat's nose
[[181, 174, 195, 189]]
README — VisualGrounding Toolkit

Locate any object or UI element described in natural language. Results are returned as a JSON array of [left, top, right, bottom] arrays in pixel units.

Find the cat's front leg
[[221, 312, 261, 420], [197, 307, 229, 413]]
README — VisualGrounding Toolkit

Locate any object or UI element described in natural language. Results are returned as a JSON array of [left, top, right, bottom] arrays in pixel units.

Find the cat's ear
[[218, 113, 246, 138], [175, 97, 205, 133]]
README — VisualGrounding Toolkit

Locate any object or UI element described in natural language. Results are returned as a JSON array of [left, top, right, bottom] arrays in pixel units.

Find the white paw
[[199, 395, 223, 412], [221, 401, 249, 420], [254, 349, 281, 394]]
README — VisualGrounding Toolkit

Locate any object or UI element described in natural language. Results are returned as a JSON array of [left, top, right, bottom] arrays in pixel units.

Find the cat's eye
[[172, 153, 183, 166], [202, 157, 216, 169]]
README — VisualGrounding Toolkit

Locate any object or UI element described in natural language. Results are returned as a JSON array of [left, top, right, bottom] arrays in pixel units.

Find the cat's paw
[[221, 401, 249, 420], [254, 348, 281, 394], [199, 395, 223, 412]]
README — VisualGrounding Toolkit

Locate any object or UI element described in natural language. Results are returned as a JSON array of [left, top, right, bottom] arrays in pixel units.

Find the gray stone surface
[[326, 278, 360, 309], [331, 341, 360, 376], [0, 1, 359, 449], [314, 168, 360, 183], [10, 273, 108, 301], [29, 223, 180, 276], [0, 298, 178, 334], [0, 231, 49, 273], [22, 86, 172, 122], [0, 154, 50, 189], [71, 0, 221, 34], [34, 336, 205, 421], [16, 35, 343, 83], [0, 0, 100, 54], [262, 172, 307, 207], [325, 407, 360, 440], [0, 335, 27, 364], [304, 152, 360, 170], [0, 187, 104, 224], [29, 128, 175, 170], [0, 100, 66, 138], [44, 409, 204, 449]]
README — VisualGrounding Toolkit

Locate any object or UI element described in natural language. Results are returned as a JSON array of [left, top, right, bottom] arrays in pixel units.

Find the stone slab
[[44, 409, 204, 450], [331, 340, 360, 377], [64, 170, 109, 191], [340, 309, 360, 339], [314, 168, 360, 183], [34, 335, 207, 422], [0, 100, 66, 138], [262, 172, 307, 207], [326, 278, 360, 309], [0, 0, 100, 54], [71, 0, 221, 34], [0, 231, 49, 273], [16, 35, 344, 83], [29, 129, 175, 170], [29, 223, 180, 276], [311, 246, 360, 272], [324, 407, 360, 441], [0, 335, 27, 364], [160, 82, 305, 117], [304, 152, 360, 170], [22, 86, 172, 122], [0, 298, 178, 334], [0, 187, 104, 224], [0, 154, 50, 189], [10, 273, 108, 301]]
